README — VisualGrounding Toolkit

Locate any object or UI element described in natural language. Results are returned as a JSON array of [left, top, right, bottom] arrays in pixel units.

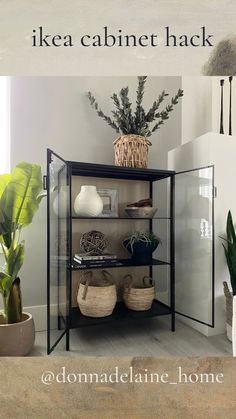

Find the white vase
[[232, 296, 236, 356], [74, 185, 103, 217]]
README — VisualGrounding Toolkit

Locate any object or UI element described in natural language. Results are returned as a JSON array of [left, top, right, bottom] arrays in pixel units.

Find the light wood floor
[[31, 317, 232, 357]]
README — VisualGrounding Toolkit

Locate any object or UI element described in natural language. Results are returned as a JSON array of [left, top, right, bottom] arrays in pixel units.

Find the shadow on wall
[[203, 36, 236, 75]]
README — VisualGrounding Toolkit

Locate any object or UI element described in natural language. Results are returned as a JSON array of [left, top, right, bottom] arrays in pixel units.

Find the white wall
[[181, 77, 212, 144], [9, 76, 181, 329]]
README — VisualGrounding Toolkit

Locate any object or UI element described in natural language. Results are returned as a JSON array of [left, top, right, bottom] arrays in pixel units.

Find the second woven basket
[[123, 274, 155, 311]]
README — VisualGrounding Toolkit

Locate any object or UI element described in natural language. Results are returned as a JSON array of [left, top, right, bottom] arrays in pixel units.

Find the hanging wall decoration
[[219, 79, 224, 134]]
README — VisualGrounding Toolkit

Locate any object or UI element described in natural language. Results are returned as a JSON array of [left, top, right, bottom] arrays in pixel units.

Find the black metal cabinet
[[47, 149, 215, 355]]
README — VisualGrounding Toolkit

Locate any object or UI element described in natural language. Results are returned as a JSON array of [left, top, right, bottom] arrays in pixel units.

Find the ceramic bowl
[[125, 206, 157, 219]]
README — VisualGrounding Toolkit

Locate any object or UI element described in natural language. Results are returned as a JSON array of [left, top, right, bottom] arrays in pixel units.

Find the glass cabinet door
[[47, 149, 70, 354], [174, 166, 214, 327]]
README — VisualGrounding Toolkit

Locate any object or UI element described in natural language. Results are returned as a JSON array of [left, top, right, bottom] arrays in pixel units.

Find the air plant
[[123, 231, 161, 254]]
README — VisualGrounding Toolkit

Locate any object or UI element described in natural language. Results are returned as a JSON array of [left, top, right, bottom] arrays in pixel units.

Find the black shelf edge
[[72, 216, 171, 220], [69, 300, 172, 329], [67, 160, 175, 181], [71, 258, 170, 270]]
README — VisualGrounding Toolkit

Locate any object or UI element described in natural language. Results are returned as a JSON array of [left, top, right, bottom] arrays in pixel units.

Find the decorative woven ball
[[80, 230, 108, 255]]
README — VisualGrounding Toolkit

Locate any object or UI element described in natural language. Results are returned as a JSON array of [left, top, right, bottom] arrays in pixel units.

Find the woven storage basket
[[223, 281, 233, 341], [77, 270, 117, 318], [113, 134, 151, 168], [123, 274, 155, 311]]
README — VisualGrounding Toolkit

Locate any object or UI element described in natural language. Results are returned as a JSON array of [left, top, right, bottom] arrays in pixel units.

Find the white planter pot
[[74, 185, 103, 217], [0, 312, 35, 356], [232, 296, 236, 356]]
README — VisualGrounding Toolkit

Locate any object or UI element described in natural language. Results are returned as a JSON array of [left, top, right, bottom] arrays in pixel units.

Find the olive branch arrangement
[[88, 76, 183, 138]]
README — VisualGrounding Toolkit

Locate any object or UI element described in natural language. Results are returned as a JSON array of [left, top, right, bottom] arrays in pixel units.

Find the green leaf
[[5, 242, 25, 281], [221, 211, 236, 295], [0, 174, 12, 240], [0, 162, 43, 228], [0, 272, 12, 295], [0, 174, 10, 199], [227, 210, 236, 244], [88, 92, 120, 133]]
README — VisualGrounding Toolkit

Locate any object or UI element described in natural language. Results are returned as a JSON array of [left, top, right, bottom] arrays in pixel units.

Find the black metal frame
[[47, 149, 215, 354], [47, 149, 68, 354]]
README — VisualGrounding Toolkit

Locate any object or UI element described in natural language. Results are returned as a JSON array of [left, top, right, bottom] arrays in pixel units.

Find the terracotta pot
[[0, 312, 35, 356]]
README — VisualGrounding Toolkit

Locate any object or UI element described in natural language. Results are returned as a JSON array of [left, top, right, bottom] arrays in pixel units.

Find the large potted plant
[[88, 76, 183, 168], [220, 211, 236, 355], [0, 162, 44, 356]]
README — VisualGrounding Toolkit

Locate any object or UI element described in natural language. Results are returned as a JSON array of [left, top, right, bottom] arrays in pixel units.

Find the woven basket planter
[[113, 134, 151, 168], [123, 274, 155, 311], [77, 270, 117, 318], [223, 281, 233, 341]]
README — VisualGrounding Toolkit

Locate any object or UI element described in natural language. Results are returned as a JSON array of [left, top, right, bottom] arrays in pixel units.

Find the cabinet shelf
[[69, 300, 172, 328], [72, 216, 171, 220], [71, 258, 170, 270]]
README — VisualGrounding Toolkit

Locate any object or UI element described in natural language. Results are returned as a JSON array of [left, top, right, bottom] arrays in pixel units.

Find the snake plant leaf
[[0, 162, 42, 229], [227, 210, 236, 244], [222, 211, 236, 296]]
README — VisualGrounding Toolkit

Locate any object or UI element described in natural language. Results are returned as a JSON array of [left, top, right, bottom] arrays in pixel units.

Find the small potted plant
[[123, 231, 161, 263], [0, 162, 44, 356], [220, 211, 236, 355], [88, 76, 183, 168]]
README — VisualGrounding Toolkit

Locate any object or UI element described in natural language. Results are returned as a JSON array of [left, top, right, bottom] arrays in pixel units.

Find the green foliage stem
[[88, 77, 183, 138]]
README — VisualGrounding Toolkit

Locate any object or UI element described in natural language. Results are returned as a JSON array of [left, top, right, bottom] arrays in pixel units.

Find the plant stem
[[2, 293, 8, 323], [0, 241, 7, 259]]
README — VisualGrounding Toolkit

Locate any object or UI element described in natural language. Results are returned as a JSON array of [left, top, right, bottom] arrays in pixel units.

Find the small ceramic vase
[[74, 185, 103, 217]]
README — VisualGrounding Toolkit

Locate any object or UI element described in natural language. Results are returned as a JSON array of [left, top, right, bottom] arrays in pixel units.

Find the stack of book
[[73, 253, 118, 267]]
